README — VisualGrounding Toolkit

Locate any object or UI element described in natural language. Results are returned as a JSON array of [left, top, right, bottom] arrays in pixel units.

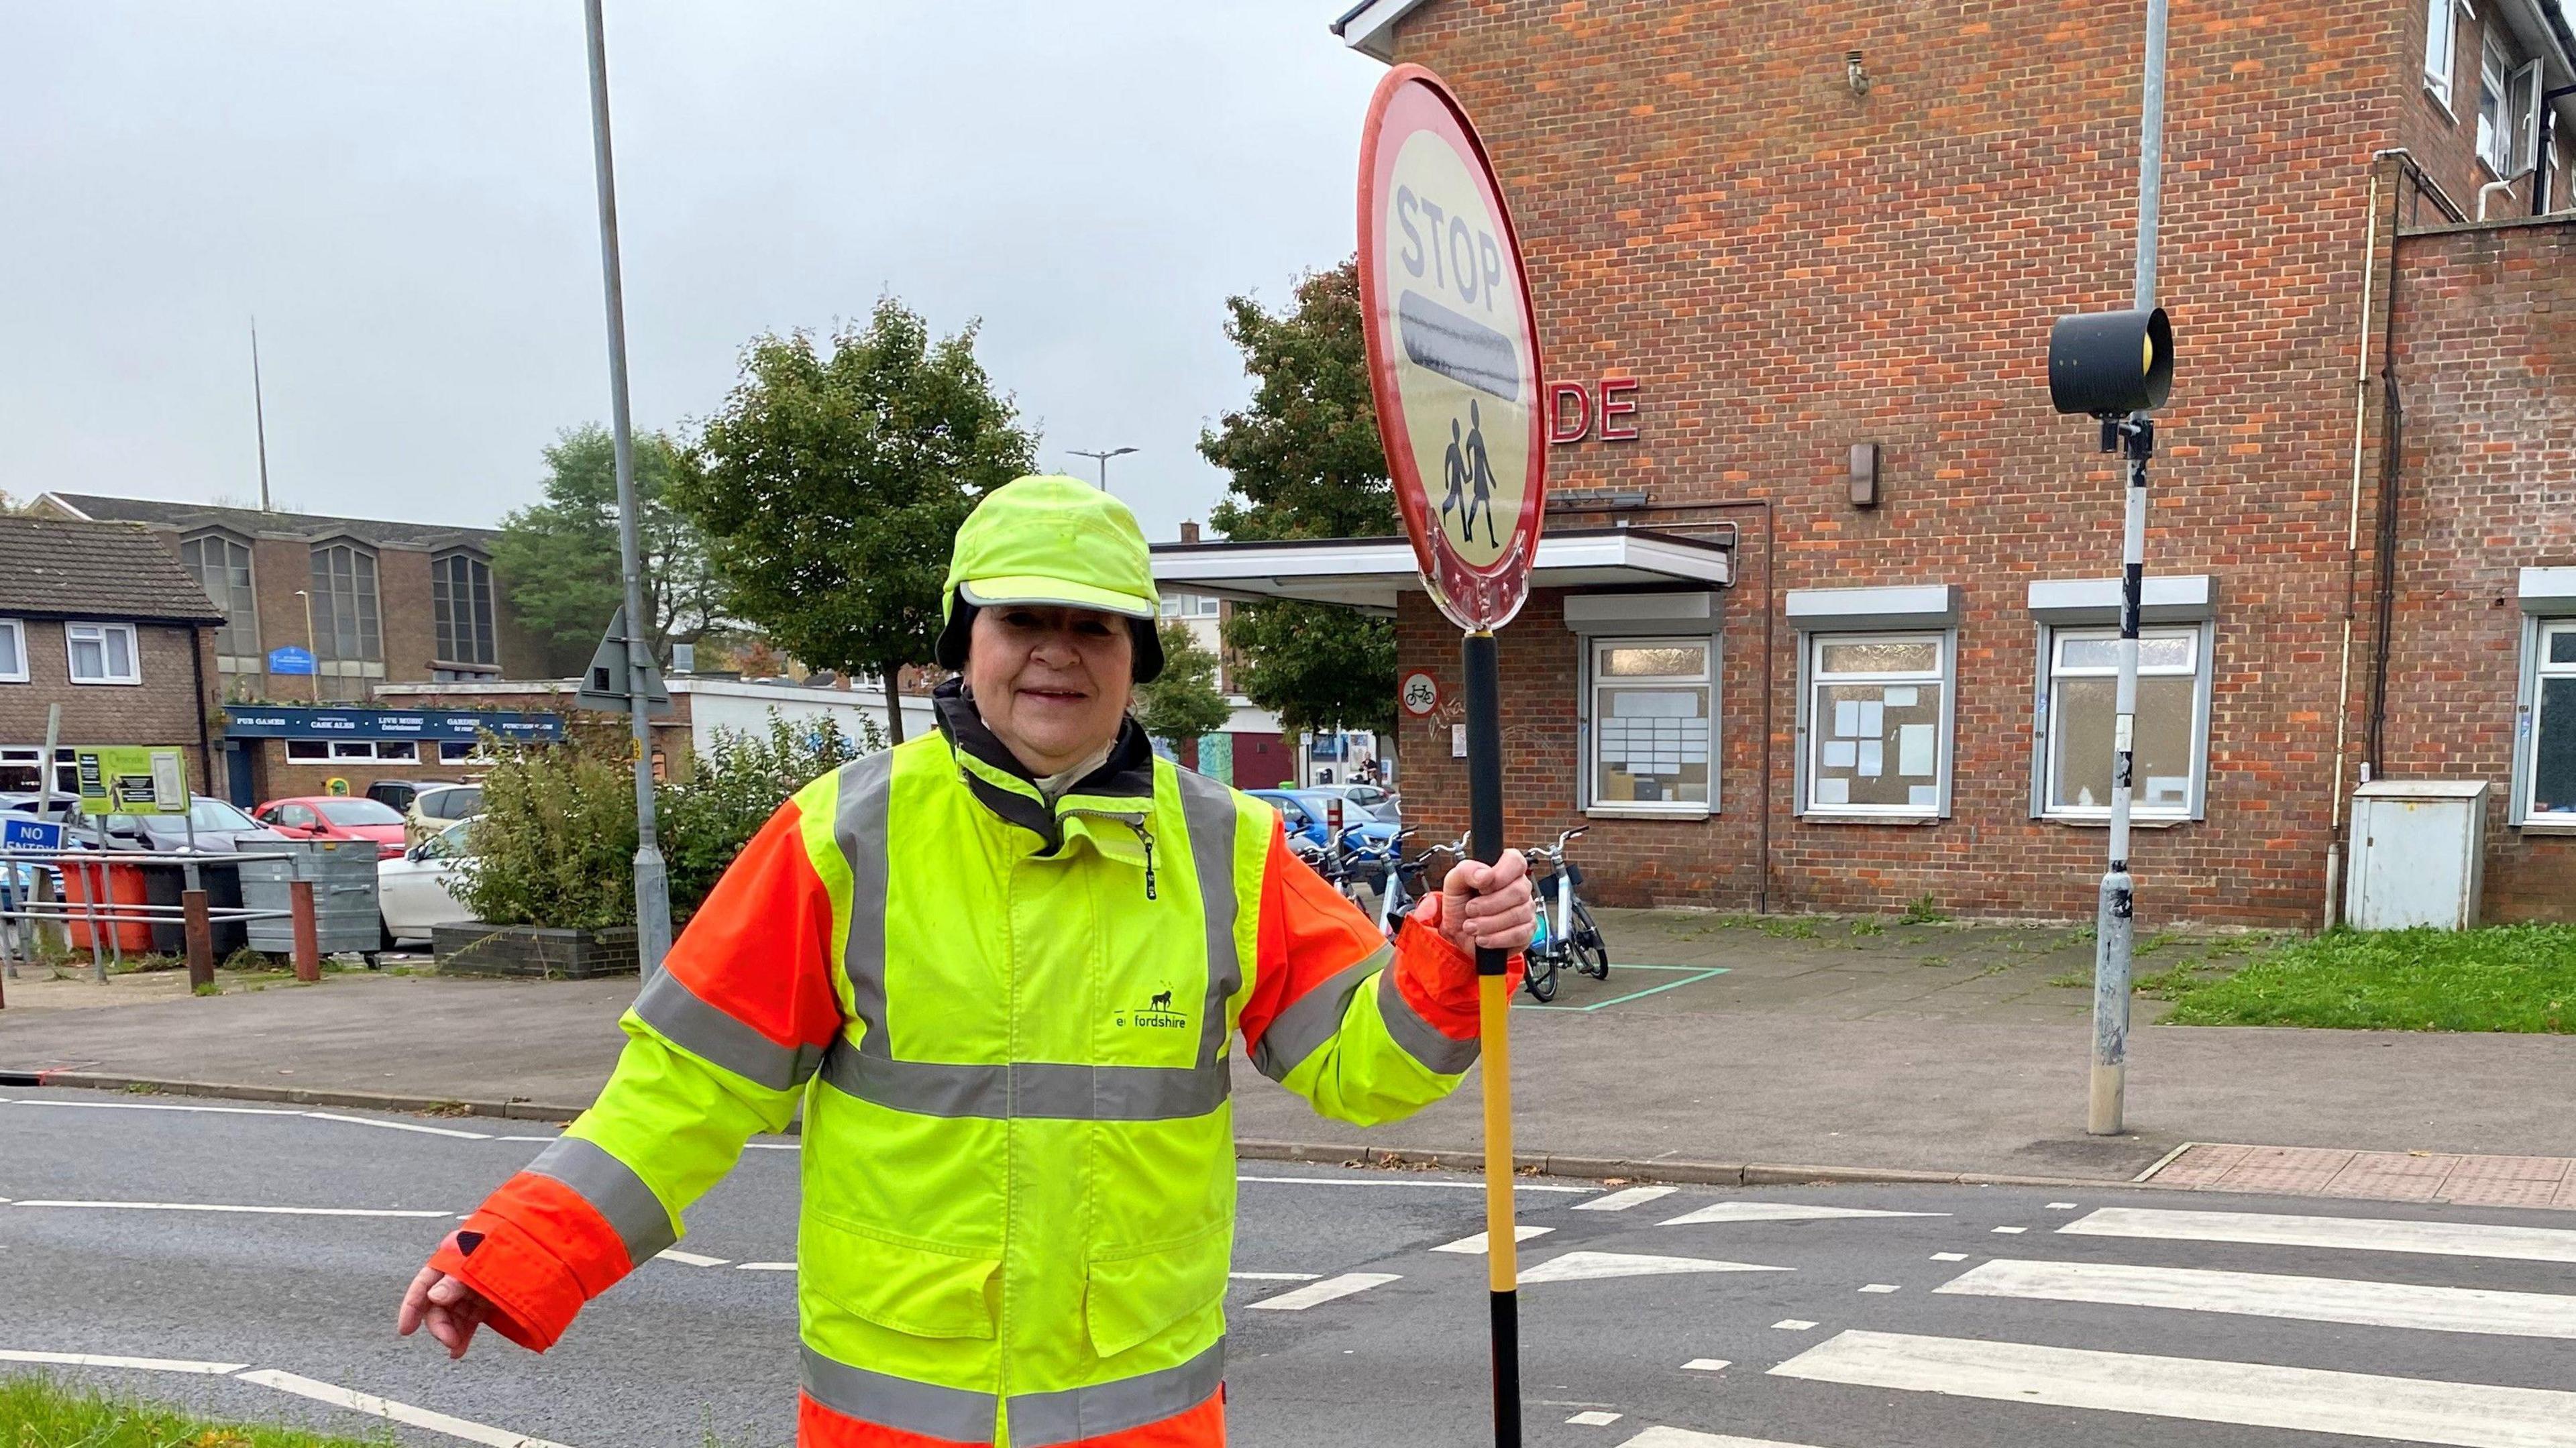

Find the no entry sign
[[1357, 65, 1548, 632]]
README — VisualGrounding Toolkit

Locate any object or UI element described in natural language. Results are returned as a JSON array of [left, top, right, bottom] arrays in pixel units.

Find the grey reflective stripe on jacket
[[524, 1137, 676, 1268], [800, 1344, 998, 1445]]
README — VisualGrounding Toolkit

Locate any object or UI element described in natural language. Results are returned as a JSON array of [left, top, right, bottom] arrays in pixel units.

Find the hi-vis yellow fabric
[[428, 687, 1489, 1447]]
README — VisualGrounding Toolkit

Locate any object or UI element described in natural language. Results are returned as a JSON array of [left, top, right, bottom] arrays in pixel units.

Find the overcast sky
[[1, 2, 1381, 542]]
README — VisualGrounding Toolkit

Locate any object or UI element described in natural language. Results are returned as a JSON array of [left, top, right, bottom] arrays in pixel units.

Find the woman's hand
[[1416, 848, 1536, 956], [397, 1232, 493, 1359]]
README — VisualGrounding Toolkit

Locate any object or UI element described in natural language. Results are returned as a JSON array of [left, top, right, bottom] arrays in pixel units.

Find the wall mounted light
[[1849, 442, 1881, 507], [1847, 50, 1870, 96]]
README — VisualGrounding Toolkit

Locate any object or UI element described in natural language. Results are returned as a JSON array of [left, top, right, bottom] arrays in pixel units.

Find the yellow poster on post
[[74, 746, 189, 816]]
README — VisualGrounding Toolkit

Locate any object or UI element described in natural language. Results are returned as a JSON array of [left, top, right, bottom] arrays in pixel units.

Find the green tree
[[1199, 260, 1398, 736], [491, 427, 720, 676], [676, 298, 1034, 742], [451, 730, 639, 932], [1131, 620, 1232, 744]]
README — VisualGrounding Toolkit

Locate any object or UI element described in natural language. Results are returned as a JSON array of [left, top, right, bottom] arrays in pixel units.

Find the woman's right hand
[[397, 1232, 494, 1359]]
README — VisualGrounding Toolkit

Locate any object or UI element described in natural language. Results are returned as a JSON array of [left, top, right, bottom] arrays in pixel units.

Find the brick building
[[32, 494, 547, 704], [0, 517, 224, 798], [1159, 0, 2576, 926]]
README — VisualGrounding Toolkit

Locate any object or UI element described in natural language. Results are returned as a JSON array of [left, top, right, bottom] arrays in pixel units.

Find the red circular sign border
[[1355, 63, 1548, 634]]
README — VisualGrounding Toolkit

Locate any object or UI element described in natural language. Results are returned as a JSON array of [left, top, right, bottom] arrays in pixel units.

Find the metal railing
[[0, 845, 319, 1006]]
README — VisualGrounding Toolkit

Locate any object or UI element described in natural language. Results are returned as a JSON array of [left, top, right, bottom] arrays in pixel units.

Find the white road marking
[[1229, 1272, 1323, 1281], [1990, 1226, 2025, 1234], [1858, 1284, 1900, 1293], [1616, 1429, 1815, 1447], [1660, 1201, 1946, 1227], [1942, 1258, 2576, 1339], [1433, 1225, 1554, 1254], [237, 1369, 576, 1448], [303, 1111, 490, 1139], [1770, 1330, 2576, 1447], [1520, 1251, 1792, 1285], [736, 1261, 796, 1271], [1679, 1358, 1731, 1372], [655, 1249, 731, 1268], [1930, 1252, 1968, 1262], [1246, 1272, 1402, 1311], [743, 1141, 801, 1151], [1238, 1174, 1593, 1194], [1772, 1319, 1817, 1331], [10, 1199, 451, 1218], [1576, 1186, 1678, 1213], [4, 1099, 299, 1116], [0, 1349, 246, 1374], [492, 1135, 561, 1142], [2046, 1201, 2078, 1209], [2062, 1206, 2576, 1264], [1567, 1410, 1625, 1425]]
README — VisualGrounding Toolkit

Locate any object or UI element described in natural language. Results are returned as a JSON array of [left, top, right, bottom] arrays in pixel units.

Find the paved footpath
[[9, 911, 2576, 1183], [7, 1085, 2576, 1447]]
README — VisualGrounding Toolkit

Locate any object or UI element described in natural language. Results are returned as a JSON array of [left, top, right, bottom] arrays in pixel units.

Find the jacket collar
[[932, 677, 1156, 850]]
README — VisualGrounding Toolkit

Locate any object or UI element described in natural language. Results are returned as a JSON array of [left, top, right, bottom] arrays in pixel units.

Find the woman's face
[[966, 604, 1136, 777]]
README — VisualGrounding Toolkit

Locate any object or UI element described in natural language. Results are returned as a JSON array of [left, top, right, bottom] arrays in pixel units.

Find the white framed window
[[1585, 636, 1715, 814], [2522, 620, 2576, 824], [1159, 593, 1222, 618], [0, 620, 25, 683], [1801, 632, 1951, 819], [0, 745, 76, 795], [2425, 0, 2461, 109], [2476, 36, 2532, 176], [285, 739, 331, 762], [377, 740, 419, 763], [286, 738, 417, 763], [2037, 624, 2214, 821], [66, 621, 140, 685]]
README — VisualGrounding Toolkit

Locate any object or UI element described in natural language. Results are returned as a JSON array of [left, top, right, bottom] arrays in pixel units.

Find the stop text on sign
[[1548, 378, 1641, 444]]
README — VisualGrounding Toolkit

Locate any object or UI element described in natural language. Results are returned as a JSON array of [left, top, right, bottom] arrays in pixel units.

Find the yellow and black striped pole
[[1462, 628, 1519, 1447]]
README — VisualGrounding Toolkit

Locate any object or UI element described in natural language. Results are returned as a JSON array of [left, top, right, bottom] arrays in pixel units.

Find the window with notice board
[[1586, 636, 1714, 814], [1801, 633, 1951, 820]]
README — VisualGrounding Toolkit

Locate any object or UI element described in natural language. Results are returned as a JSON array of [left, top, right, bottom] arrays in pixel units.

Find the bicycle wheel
[[1522, 946, 1560, 1003], [1571, 900, 1610, 981]]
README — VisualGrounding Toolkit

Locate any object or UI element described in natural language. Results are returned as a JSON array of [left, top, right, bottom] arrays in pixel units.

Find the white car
[[378, 818, 474, 944], [1306, 781, 1401, 825]]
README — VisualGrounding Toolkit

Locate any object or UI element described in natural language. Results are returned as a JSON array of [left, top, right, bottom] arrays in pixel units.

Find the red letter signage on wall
[[1545, 376, 1641, 444]]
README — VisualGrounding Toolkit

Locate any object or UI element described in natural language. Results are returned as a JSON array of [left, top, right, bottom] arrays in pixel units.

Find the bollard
[[182, 889, 215, 992], [290, 879, 321, 983]]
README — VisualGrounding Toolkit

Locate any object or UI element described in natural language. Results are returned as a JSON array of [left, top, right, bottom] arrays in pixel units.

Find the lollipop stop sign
[[1356, 62, 1546, 1448]]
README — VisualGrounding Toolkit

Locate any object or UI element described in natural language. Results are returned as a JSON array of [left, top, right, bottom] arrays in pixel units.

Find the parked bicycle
[[1374, 830, 1462, 940], [1519, 826, 1608, 1003]]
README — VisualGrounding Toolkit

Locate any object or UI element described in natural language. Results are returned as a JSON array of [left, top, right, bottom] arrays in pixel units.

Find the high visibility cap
[[937, 475, 1165, 679]]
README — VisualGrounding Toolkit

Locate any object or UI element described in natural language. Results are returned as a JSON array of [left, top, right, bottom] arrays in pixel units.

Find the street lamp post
[[1068, 446, 1137, 491]]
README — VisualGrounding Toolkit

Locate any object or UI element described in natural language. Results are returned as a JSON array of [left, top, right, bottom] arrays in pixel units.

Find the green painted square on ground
[[1515, 964, 1730, 1013]]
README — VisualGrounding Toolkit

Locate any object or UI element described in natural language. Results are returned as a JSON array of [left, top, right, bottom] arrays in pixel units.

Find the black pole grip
[[1463, 632, 1507, 978]]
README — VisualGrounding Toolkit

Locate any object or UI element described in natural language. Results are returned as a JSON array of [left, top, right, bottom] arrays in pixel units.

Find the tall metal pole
[[2089, 0, 2167, 1137], [251, 321, 274, 512], [583, 0, 673, 979]]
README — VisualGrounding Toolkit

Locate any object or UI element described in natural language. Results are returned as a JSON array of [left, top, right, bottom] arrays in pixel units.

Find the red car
[[254, 795, 412, 859]]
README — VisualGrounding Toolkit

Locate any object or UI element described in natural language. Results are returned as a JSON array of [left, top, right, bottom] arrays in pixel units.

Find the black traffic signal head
[[2049, 307, 2172, 418]]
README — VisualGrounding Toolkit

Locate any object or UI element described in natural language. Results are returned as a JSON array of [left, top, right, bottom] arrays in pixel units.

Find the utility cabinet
[[2345, 779, 2489, 931]]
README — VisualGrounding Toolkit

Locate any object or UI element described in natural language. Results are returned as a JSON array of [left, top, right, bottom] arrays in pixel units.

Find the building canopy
[[1149, 527, 1732, 615]]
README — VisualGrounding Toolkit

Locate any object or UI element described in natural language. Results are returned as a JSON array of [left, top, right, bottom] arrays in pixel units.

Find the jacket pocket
[[1084, 1227, 1229, 1359], [804, 1212, 1000, 1341]]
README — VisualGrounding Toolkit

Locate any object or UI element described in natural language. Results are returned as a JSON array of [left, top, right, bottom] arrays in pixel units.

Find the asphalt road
[[5, 1085, 2575, 1448]]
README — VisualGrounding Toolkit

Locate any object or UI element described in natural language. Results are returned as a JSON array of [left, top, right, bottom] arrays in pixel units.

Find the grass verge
[[2158, 924, 2576, 1032], [0, 1375, 394, 1447]]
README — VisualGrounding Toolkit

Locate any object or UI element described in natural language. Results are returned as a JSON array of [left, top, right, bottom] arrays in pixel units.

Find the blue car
[[1247, 789, 1399, 854]]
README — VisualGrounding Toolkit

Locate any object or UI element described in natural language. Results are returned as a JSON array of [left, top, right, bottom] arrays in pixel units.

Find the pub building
[[1152, 0, 2576, 926]]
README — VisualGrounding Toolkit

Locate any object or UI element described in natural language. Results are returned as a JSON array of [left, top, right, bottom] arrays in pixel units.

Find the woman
[[398, 476, 1533, 1447]]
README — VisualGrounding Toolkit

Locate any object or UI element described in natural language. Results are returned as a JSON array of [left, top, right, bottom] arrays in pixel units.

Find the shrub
[[452, 732, 642, 932], [661, 710, 882, 922]]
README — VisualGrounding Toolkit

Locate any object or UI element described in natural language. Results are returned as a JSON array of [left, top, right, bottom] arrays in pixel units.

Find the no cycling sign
[[1356, 64, 1548, 632]]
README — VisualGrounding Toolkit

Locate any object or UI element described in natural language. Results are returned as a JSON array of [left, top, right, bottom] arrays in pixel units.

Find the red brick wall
[[0, 620, 219, 791], [2380, 213, 2576, 920], [1374, 1, 2555, 924]]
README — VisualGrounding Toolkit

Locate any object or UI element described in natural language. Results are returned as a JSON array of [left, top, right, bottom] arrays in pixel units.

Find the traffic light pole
[[583, 0, 674, 979], [2088, 0, 2166, 1137]]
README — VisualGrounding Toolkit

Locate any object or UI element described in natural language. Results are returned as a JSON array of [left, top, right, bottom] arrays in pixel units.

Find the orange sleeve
[[657, 800, 845, 1059]]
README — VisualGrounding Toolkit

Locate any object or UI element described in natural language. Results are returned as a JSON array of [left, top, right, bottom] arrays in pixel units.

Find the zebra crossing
[[1597, 1199, 2576, 1448]]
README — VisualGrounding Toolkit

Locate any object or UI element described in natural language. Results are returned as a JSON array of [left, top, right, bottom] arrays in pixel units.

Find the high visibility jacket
[[429, 687, 1494, 1447]]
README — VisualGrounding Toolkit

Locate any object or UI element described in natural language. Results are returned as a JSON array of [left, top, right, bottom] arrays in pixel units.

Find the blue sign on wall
[[2, 817, 64, 850], [266, 646, 317, 676], [223, 707, 564, 743]]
